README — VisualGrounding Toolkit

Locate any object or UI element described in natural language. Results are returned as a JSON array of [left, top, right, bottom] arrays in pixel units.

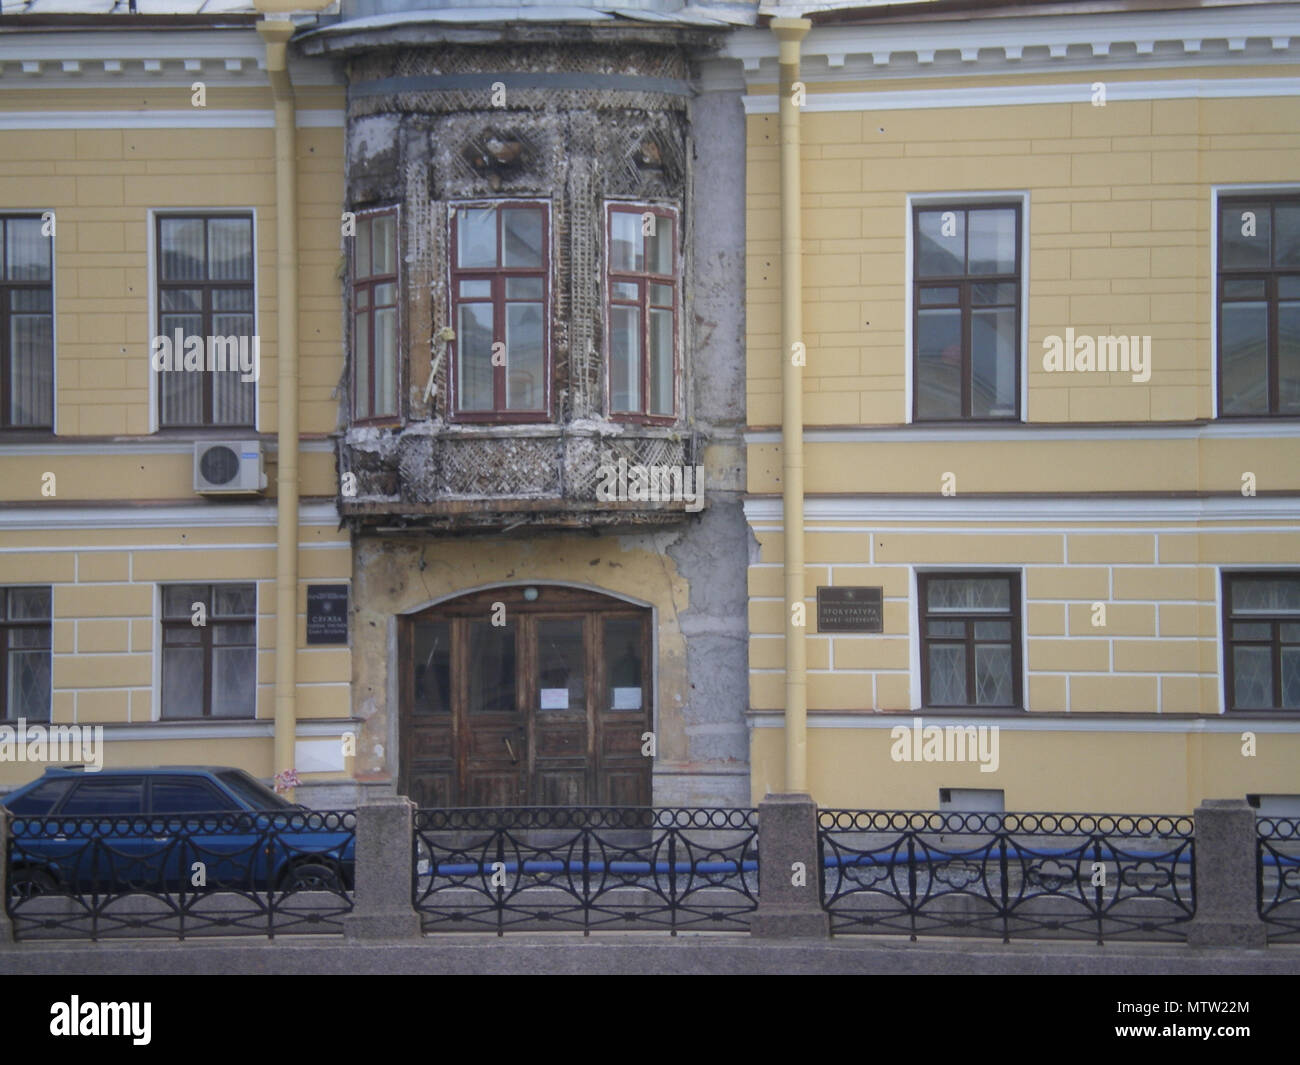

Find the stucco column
[[258, 15, 301, 796], [772, 17, 811, 796]]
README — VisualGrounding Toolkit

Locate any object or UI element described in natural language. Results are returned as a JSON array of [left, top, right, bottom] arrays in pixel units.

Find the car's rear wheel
[[9, 868, 58, 899], [282, 862, 343, 891]]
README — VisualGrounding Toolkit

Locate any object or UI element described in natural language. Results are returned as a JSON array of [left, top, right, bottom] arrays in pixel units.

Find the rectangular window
[[1, 586, 51, 722], [1218, 196, 1300, 416], [161, 583, 256, 719], [913, 203, 1021, 421], [155, 213, 255, 428], [1223, 573, 1300, 710], [919, 572, 1021, 709], [606, 204, 678, 420], [449, 202, 549, 421], [0, 216, 54, 429], [352, 209, 400, 421]]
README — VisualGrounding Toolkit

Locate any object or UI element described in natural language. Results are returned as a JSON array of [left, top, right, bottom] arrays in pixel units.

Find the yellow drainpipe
[[771, 17, 811, 796], [257, 15, 300, 795]]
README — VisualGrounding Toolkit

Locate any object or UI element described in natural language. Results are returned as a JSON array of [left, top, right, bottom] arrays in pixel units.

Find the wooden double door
[[400, 587, 652, 807]]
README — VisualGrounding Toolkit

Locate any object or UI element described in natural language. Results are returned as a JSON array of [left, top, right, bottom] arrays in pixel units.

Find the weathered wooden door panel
[[401, 587, 652, 807]]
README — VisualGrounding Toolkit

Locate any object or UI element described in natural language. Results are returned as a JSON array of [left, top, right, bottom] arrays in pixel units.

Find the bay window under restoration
[[352, 208, 400, 421], [450, 201, 549, 421], [607, 204, 677, 421]]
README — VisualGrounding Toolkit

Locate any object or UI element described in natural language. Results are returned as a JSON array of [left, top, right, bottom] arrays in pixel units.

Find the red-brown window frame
[[605, 203, 679, 424], [351, 206, 401, 424], [1222, 571, 1300, 711], [448, 200, 551, 424], [160, 583, 257, 720]]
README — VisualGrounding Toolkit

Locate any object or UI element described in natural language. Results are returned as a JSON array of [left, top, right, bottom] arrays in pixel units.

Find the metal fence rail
[[412, 806, 758, 935], [1257, 815, 1300, 943], [819, 810, 1196, 944], [6, 810, 355, 941]]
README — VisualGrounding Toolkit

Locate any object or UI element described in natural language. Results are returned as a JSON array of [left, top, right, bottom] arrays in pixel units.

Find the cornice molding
[[0, 29, 342, 85], [726, 5, 1300, 81]]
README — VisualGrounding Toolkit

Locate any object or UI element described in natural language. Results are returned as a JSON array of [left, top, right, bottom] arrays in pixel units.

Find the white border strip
[[746, 710, 1300, 733], [742, 77, 1300, 114], [746, 422, 1300, 443], [744, 496, 1300, 523], [0, 110, 343, 129], [0, 502, 340, 529]]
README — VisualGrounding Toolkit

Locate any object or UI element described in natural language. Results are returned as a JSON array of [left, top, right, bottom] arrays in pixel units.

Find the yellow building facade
[[0, 13, 357, 799], [732, 3, 1300, 813]]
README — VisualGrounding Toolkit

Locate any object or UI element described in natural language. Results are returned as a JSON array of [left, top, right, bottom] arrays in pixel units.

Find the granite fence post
[[1187, 799, 1269, 949], [343, 795, 422, 941], [750, 794, 829, 938]]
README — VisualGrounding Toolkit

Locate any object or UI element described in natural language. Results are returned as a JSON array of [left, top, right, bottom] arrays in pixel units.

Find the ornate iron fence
[[6, 810, 355, 941], [413, 807, 758, 935], [819, 810, 1195, 943], [1258, 815, 1300, 943]]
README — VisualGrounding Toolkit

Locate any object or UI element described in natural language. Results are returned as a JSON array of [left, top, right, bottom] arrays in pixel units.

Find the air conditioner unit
[[194, 440, 266, 495]]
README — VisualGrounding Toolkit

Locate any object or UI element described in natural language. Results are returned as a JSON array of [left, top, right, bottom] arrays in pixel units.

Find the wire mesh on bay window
[[606, 204, 678, 422], [352, 209, 400, 421]]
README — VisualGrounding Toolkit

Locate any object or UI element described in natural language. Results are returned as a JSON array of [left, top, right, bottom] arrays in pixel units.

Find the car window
[[60, 778, 145, 816], [216, 770, 292, 810], [150, 780, 239, 814], [3, 778, 73, 815]]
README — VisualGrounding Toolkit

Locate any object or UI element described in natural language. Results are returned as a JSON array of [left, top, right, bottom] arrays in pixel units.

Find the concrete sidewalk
[[3, 934, 1298, 975]]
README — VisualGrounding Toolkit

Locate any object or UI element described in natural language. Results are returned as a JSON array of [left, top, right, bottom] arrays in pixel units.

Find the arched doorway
[[399, 585, 652, 807]]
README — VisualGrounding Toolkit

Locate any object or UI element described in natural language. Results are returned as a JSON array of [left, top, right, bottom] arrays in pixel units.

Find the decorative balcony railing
[[5, 810, 354, 941], [1258, 815, 1300, 943], [412, 806, 758, 935], [818, 810, 1196, 944], [338, 424, 703, 532]]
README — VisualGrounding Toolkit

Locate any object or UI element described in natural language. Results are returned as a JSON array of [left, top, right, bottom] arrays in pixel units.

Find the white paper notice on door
[[540, 688, 570, 710], [612, 687, 642, 710]]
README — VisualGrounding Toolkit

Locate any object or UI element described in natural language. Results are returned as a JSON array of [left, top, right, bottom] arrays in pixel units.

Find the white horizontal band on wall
[[0, 502, 341, 529], [746, 710, 1300, 733], [0, 109, 344, 129], [90, 719, 357, 742], [743, 497, 1300, 524], [741, 77, 1300, 114], [746, 423, 1300, 445]]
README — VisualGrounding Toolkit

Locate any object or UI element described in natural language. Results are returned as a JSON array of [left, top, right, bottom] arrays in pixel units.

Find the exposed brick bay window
[[352, 208, 400, 422], [449, 201, 549, 421], [606, 204, 678, 422]]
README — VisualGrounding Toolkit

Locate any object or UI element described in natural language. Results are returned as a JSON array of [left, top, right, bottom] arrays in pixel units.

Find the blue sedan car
[[3, 766, 354, 898]]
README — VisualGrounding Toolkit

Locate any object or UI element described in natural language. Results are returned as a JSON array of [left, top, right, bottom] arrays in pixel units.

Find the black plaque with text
[[306, 584, 349, 645], [817, 586, 883, 633]]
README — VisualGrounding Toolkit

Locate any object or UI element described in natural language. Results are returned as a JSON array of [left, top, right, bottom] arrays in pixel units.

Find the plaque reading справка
[[816, 586, 883, 633], [306, 584, 349, 645]]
